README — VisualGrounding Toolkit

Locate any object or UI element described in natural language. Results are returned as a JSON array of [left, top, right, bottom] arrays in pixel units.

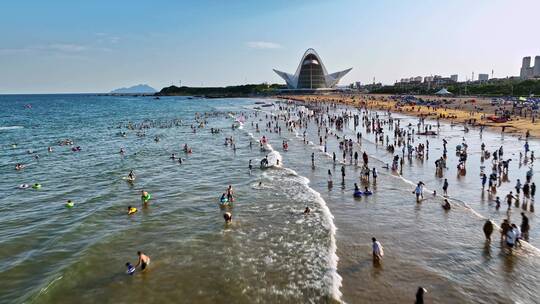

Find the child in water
[[224, 212, 232, 223], [126, 262, 135, 275], [128, 206, 137, 215]]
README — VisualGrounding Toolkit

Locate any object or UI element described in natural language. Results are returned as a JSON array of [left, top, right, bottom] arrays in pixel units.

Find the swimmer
[[127, 170, 135, 181], [141, 190, 151, 203], [48, 146, 53, 152], [442, 199, 451, 211], [223, 212, 232, 223], [135, 251, 150, 271], [178, 158, 182, 164], [125, 262, 135, 275], [170, 153, 176, 160], [354, 183, 360, 192], [304, 207, 311, 214], [128, 206, 138, 215]]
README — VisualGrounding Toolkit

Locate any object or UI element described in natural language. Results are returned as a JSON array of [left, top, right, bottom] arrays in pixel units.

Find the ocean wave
[[0, 126, 24, 130], [240, 115, 343, 302]]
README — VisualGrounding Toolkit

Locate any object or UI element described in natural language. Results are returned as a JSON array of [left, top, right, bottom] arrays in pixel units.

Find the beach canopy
[[435, 88, 452, 95]]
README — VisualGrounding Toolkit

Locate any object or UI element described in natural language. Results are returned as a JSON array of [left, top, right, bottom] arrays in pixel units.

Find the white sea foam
[[241, 117, 343, 301], [281, 167, 343, 301], [0, 126, 23, 130]]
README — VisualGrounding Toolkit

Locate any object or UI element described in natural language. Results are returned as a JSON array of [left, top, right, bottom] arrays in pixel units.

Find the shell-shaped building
[[273, 48, 352, 89]]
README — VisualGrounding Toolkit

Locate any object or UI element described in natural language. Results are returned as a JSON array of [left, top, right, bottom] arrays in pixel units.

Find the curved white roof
[[274, 48, 352, 89]]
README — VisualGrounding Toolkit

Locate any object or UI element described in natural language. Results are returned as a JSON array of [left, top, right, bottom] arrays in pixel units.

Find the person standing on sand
[[372, 237, 384, 262]]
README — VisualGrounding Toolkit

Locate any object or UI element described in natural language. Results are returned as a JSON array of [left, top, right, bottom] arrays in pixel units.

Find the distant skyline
[[1, 0, 539, 93]]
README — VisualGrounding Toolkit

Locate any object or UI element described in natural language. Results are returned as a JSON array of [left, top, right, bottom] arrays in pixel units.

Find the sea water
[[0, 94, 539, 303]]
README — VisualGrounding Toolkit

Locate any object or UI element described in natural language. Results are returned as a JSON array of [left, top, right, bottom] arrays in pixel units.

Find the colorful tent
[[435, 88, 452, 95]]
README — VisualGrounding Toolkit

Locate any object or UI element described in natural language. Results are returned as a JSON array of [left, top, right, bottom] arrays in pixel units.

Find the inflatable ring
[[66, 202, 74, 208], [353, 191, 363, 197], [32, 184, 42, 189]]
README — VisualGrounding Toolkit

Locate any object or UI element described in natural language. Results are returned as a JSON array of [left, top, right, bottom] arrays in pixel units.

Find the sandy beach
[[279, 94, 540, 138]]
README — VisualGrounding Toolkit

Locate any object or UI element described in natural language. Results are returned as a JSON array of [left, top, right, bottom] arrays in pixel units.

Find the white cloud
[[44, 44, 87, 52], [95, 32, 120, 44], [0, 43, 111, 54], [246, 41, 282, 49]]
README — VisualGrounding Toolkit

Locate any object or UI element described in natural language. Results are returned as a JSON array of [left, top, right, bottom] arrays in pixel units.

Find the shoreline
[[276, 94, 540, 138]]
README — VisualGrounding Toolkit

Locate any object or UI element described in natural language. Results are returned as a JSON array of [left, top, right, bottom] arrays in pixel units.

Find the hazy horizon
[[1, 0, 539, 94]]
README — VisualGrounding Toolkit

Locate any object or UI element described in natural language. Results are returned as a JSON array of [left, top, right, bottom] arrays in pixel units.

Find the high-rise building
[[520, 56, 540, 79], [478, 74, 489, 81], [450, 74, 458, 82], [273, 48, 352, 89], [423, 76, 434, 83], [534, 56, 540, 78]]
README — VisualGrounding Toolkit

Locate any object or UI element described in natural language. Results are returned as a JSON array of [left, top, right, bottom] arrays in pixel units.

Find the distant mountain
[[110, 84, 156, 94]]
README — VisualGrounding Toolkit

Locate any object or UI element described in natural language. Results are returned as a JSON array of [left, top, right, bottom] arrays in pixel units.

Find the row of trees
[[371, 79, 540, 96], [158, 83, 285, 97]]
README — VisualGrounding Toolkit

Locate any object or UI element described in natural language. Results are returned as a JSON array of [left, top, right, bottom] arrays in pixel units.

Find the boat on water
[[417, 131, 437, 135], [261, 104, 273, 107]]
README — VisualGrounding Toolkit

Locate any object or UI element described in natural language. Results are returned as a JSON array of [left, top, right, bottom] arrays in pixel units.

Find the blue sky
[[0, 0, 539, 93]]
